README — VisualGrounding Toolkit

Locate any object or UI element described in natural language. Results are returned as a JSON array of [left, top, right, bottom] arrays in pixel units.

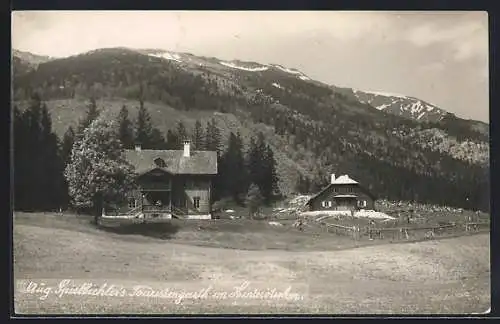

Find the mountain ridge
[[12, 47, 488, 125], [11, 47, 490, 211]]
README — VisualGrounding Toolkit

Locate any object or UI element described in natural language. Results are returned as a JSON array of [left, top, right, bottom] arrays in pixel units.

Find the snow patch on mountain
[[148, 52, 182, 62], [272, 64, 302, 75], [377, 103, 392, 110], [270, 64, 311, 81], [364, 90, 408, 99], [353, 88, 449, 122], [410, 101, 425, 114], [219, 61, 269, 72]]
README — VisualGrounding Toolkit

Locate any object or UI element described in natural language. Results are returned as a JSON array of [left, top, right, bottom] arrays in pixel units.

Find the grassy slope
[[14, 213, 490, 314]]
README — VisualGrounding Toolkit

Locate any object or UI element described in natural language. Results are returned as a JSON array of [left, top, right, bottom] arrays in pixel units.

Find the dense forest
[[12, 48, 490, 211]]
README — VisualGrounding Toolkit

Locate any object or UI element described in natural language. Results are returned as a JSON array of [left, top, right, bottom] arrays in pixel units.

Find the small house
[[106, 140, 217, 220], [306, 174, 376, 212]]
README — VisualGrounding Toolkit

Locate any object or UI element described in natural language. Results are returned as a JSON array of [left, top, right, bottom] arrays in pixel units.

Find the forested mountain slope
[[12, 48, 490, 211]]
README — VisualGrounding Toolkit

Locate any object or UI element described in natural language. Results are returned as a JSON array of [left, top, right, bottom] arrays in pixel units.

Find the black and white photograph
[[11, 11, 490, 315]]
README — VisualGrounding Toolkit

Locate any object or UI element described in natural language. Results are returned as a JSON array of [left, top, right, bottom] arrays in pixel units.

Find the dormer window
[[154, 158, 166, 168]]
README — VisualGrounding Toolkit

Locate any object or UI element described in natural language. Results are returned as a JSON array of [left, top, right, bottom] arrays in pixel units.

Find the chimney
[[331, 173, 336, 184], [183, 140, 191, 157], [135, 144, 142, 152]]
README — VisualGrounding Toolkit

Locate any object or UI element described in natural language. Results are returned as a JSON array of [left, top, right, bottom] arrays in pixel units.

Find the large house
[[105, 140, 218, 220], [306, 174, 376, 212]]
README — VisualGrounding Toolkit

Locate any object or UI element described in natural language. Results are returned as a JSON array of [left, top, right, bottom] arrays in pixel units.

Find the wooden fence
[[320, 222, 360, 240], [318, 220, 489, 241]]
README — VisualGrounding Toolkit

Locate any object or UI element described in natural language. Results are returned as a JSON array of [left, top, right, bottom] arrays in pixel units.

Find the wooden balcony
[[142, 204, 172, 213]]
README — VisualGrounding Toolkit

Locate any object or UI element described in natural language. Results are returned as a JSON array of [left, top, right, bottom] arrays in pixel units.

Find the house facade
[[306, 174, 376, 212], [104, 140, 217, 220]]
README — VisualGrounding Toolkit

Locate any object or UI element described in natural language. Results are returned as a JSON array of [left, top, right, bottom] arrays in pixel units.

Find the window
[[154, 158, 166, 168], [322, 201, 331, 208], [358, 200, 367, 208], [327, 201, 332, 208], [193, 197, 201, 209], [128, 198, 137, 209]]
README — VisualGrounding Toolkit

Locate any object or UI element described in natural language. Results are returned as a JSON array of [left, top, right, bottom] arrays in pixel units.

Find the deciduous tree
[[64, 118, 137, 223]]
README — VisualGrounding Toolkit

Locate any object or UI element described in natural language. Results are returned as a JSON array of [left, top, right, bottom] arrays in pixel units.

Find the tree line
[[13, 96, 280, 212]]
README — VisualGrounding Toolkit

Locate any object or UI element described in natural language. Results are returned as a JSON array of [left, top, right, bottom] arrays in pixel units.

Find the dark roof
[[307, 182, 376, 205], [124, 149, 217, 175]]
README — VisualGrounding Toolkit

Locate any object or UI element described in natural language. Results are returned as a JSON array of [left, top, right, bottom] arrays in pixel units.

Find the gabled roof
[[331, 175, 358, 184], [306, 175, 376, 205], [124, 149, 217, 175]]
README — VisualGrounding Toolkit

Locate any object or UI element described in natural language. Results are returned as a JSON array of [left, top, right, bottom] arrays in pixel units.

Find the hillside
[[11, 47, 490, 210], [12, 49, 54, 77]]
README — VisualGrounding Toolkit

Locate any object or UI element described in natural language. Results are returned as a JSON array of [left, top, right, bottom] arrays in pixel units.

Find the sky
[[11, 11, 489, 122]]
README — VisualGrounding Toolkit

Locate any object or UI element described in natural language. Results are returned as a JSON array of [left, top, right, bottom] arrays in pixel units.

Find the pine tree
[[23, 95, 44, 209], [40, 102, 52, 143], [261, 144, 280, 204], [39, 103, 65, 210], [244, 132, 281, 204], [235, 132, 249, 198], [176, 121, 187, 148], [192, 120, 205, 150], [220, 132, 249, 204], [117, 105, 134, 149], [295, 175, 308, 194], [205, 121, 213, 152], [14, 97, 65, 211], [311, 167, 328, 193], [150, 128, 167, 149], [303, 176, 311, 194], [206, 118, 222, 154], [166, 130, 179, 150], [13, 105, 29, 210], [135, 100, 154, 148], [64, 118, 137, 223], [77, 98, 100, 136], [61, 126, 75, 165], [247, 136, 261, 190], [60, 126, 76, 208]]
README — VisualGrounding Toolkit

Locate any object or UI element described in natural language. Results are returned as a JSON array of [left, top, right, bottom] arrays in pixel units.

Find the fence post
[[352, 226, 359, 241], [402, 228, 409, 240]]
